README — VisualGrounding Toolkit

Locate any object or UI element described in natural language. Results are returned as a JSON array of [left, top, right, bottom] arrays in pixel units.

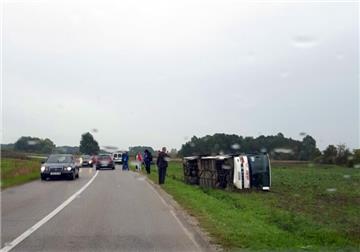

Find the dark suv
[[41, 154, 80, 180]]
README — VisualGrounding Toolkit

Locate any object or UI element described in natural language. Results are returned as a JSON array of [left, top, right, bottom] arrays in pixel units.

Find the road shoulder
[[144, 174, 221, 252]]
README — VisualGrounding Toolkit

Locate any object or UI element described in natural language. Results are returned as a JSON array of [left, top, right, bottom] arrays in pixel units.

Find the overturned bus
[[183, 153, 271, 191]]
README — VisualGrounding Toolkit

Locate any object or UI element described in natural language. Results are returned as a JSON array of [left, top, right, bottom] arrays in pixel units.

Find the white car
[[112, 152, 123, 164]]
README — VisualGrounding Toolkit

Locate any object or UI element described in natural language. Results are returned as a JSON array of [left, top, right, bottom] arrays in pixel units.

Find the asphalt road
[[1, 166, 209, 252]]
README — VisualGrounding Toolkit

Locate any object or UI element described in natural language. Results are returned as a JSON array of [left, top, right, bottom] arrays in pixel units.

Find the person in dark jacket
[[157, 147, 169, 184], [122, 152, 129, 171], [143, 149, 153, 174]]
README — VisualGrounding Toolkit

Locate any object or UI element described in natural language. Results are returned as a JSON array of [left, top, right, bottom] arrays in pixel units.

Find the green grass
[[1, 158, 41, 189], [146, 162, 360, 251]]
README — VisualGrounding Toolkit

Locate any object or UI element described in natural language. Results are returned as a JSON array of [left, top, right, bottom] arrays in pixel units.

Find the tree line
[[4, 133, 100, 155], [5, 132, 359, 167], [316, 144, 358, 167], [178, 133, 358, 167]]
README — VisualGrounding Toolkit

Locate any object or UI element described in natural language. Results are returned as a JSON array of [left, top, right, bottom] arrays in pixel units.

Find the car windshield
[[98, 155, 110, 160], [47, 155, 72, 163], [82, 155, 90, 160]]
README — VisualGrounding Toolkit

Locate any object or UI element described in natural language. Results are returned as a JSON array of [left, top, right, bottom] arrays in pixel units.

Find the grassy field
[[1, 158, 41, 189], [146, 162, 360, 251]]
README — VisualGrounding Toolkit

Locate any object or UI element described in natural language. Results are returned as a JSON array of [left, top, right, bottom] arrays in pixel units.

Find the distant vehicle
[[90, 155, 97, 166], [40, 154, 80, 180], [81, 155, 92, 167], [96, 154, 115, 170], [112, 152, 123, 164]]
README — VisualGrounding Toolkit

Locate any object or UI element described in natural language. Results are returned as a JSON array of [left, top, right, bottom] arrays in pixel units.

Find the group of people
[[121, 147, 169, 185], [134, 149, 153, 174]]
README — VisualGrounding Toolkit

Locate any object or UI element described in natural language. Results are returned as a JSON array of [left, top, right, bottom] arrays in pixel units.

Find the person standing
[[122, 152, 129, 171], [136, 152, 143, 172], [157, 147, 169, 184], [143, 149, 153, 174]]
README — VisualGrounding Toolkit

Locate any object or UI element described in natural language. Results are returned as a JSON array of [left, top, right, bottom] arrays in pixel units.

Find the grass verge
[[145, 162, 360, 251], [1, 158, 40, 189]]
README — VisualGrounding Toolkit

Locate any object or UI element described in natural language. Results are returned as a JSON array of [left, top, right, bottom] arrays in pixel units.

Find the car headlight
[[67, 167, 72, 171], [41, 166, 46, 172]]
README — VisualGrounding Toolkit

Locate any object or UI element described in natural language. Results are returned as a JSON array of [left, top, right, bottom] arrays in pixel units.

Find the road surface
[[1, 166, 210, 251]]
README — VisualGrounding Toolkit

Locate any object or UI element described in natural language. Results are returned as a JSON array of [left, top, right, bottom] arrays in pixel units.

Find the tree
[[14, 137, 34, 152], [298, 135, 321, 160], [276, 132, 284, 138], [169, 148, 178, 158], [322, 145, 338, 164], [79, 132, 100, 155], [41, 138, 56, 153], [335, 144, 351, 165]]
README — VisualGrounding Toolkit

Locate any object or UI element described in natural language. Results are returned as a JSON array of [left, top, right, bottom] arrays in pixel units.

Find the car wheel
[[41, 175, 47, 181]]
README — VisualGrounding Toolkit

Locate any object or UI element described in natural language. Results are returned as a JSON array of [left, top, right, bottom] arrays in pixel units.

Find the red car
[[95, 154, 115, 170]]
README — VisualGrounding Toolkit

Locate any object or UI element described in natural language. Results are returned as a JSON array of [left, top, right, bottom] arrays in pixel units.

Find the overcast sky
[[2, 0, 359, 151]]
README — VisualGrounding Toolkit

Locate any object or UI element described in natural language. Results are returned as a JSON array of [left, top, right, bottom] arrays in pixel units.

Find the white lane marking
[[0, 171, 99, 252], [168, 209, 202, 251], [144, 180, 202, 251]]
